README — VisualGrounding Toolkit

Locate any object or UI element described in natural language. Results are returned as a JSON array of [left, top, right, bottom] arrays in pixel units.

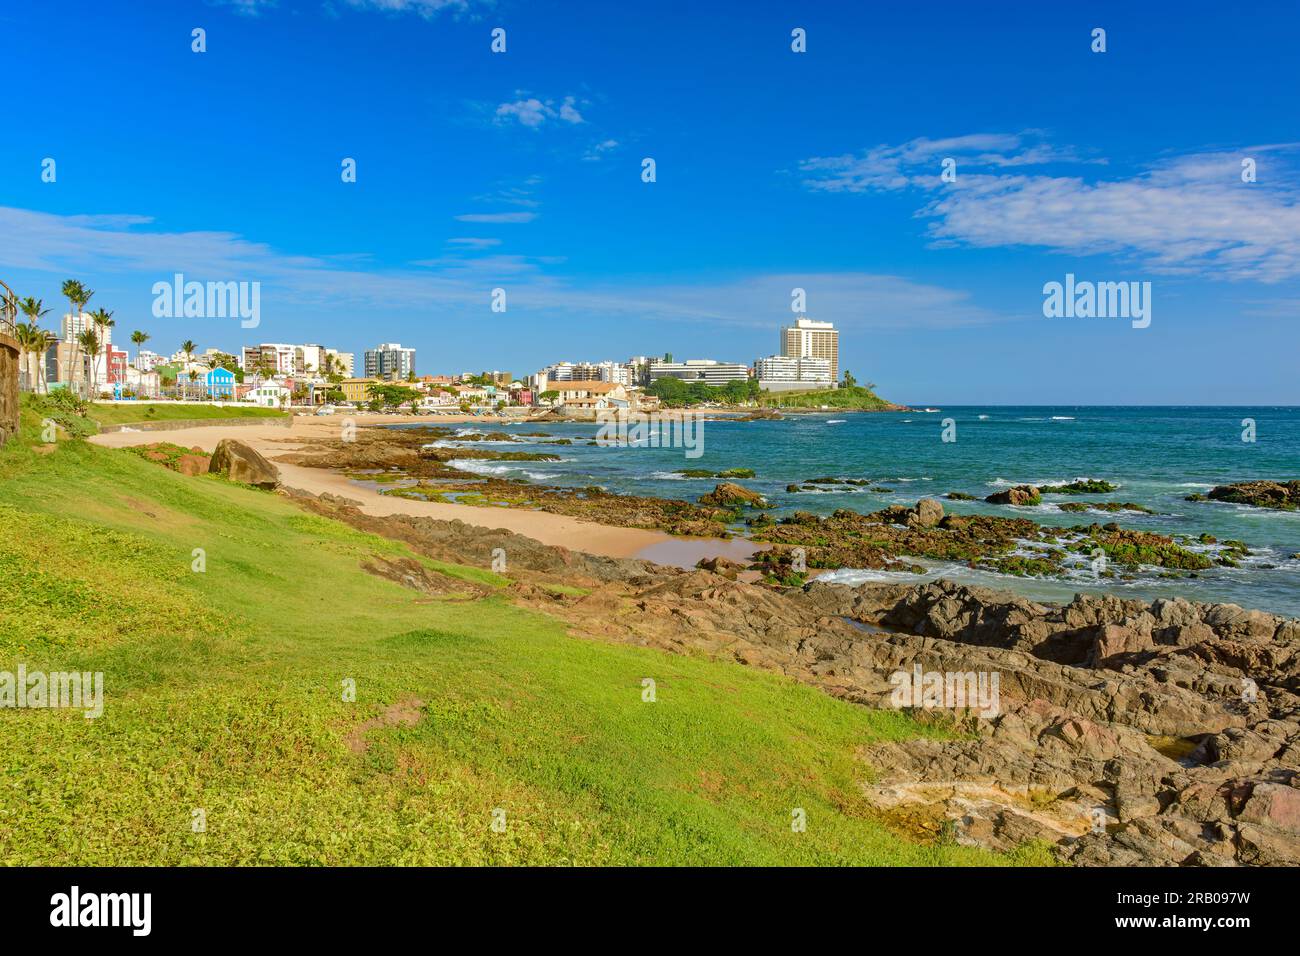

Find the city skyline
[[2, 1, 1297, 404]]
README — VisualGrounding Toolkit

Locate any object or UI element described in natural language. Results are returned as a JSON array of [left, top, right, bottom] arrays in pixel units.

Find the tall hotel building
[[780, 318, 839, 383]]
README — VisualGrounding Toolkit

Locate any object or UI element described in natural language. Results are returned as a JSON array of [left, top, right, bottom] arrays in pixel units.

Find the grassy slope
[[0, 402, 1046, 865], [759, 386, 898, 410]]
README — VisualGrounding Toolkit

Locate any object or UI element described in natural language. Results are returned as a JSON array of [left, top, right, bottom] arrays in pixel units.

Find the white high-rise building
[[780, 318, 839, 383], [62, 312, 105, 343], [754, 354, 833, 391]]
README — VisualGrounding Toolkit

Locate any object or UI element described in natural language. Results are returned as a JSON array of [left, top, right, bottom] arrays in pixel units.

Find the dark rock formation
[[1207, 480, 1300, 511], [209, 439, 280, 489]]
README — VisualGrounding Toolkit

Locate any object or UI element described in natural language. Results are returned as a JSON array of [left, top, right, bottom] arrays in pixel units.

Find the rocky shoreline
[[281, 487, 1300, 866], [260, 424, 1287, 589], [144, 427, 1298, 865]]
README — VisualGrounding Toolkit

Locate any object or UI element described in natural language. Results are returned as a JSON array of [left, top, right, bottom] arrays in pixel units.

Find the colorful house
[[205, 366, 237, 399]]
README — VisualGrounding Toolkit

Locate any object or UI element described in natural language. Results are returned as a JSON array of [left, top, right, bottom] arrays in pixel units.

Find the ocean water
[[397, 407, 1300, 616]]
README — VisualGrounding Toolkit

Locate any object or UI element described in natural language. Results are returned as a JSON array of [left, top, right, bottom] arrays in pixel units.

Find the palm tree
[[17, 324, 56, 393], [76, 329, 100, 399], [130, 330, 150, 368], [13, 323, 38, 391], [88, 308, 114, 393], [179, 340, 197, 400], [17, 298, 51, 391], [19, 297, 50, 326], [61, 281, 93, 396], [251, 355, 273, 391]]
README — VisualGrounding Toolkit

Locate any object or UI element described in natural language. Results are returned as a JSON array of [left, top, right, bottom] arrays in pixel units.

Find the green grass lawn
[[89, 402, 288, 426], [0, 399, 1049, 865]]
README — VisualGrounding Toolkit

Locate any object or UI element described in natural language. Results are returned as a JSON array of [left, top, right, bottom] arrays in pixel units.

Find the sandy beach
[[89, 413, 760, 566]]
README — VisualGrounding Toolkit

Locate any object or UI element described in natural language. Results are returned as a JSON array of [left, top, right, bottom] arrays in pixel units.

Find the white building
[[251, 383, 291, 408], [536, 360, 633, 393], [324, 348, 355, 377], [61, 312, 100, 343], [780, 318, 839, 383], [135, 349, 165, 372], [754, 354, 833, 391], [647, 359, 751, 386]]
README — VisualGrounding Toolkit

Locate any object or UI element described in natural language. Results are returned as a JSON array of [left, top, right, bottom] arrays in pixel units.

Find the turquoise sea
[[403, 407, 1300, 617]]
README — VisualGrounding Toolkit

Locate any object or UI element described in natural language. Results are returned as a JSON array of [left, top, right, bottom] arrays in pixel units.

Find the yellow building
[[340, 377, 378, 405]]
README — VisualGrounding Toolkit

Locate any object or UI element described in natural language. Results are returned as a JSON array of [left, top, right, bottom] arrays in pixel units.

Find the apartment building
[[61, 312, 99, 343], [754, 354, 833, 391], [780, 318, 839, 382], [646, 359, 751, 386], [536, 360, 633, 392], [325, 349, 355, 377], [135, 349, 166, 372], [364, 343, 416, 381]]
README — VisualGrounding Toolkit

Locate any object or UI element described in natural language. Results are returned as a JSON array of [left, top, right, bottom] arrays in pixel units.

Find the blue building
[[205, 366, 236, 399]]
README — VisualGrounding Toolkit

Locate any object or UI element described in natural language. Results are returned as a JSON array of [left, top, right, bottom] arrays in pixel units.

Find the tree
[[88, 308, 114, 394], [18, 297, 52, 391], [61, 280, 92, 396], [180, 340, 197, 399], [842, 369, 856, 389], [130, 330, 150, 373], [76, 329, 101, 399], [13, 323, 40, 391], [365, 382, 420, 411]]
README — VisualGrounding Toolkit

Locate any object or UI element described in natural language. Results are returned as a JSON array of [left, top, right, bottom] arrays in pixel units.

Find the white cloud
[[557, 96, 584, 124], [342, 0, 491, 18], [801, 135, 1300, 282], [583, 139, 620, 162], [211, 0, 278, 15], [446, 237, 502, 249], [0, 205, 1005, 333], [453, 211, 537, 223], [495, 92, 585, 129]]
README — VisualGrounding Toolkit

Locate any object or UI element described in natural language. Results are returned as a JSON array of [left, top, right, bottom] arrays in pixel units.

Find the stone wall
[[0, 332, 18, 447]]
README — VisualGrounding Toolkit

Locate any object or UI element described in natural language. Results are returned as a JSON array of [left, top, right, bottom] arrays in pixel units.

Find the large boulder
[[209, 439, 280, 489], [699, 482, 768, 509], [906, 497, 945, 529], [985, 484, 1041, 506]]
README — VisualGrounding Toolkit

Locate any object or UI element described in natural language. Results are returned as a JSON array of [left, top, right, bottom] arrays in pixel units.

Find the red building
[[106, 346, 128, 384]]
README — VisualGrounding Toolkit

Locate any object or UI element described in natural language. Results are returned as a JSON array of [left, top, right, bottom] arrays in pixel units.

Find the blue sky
[[2, 0, 1297, 403]]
